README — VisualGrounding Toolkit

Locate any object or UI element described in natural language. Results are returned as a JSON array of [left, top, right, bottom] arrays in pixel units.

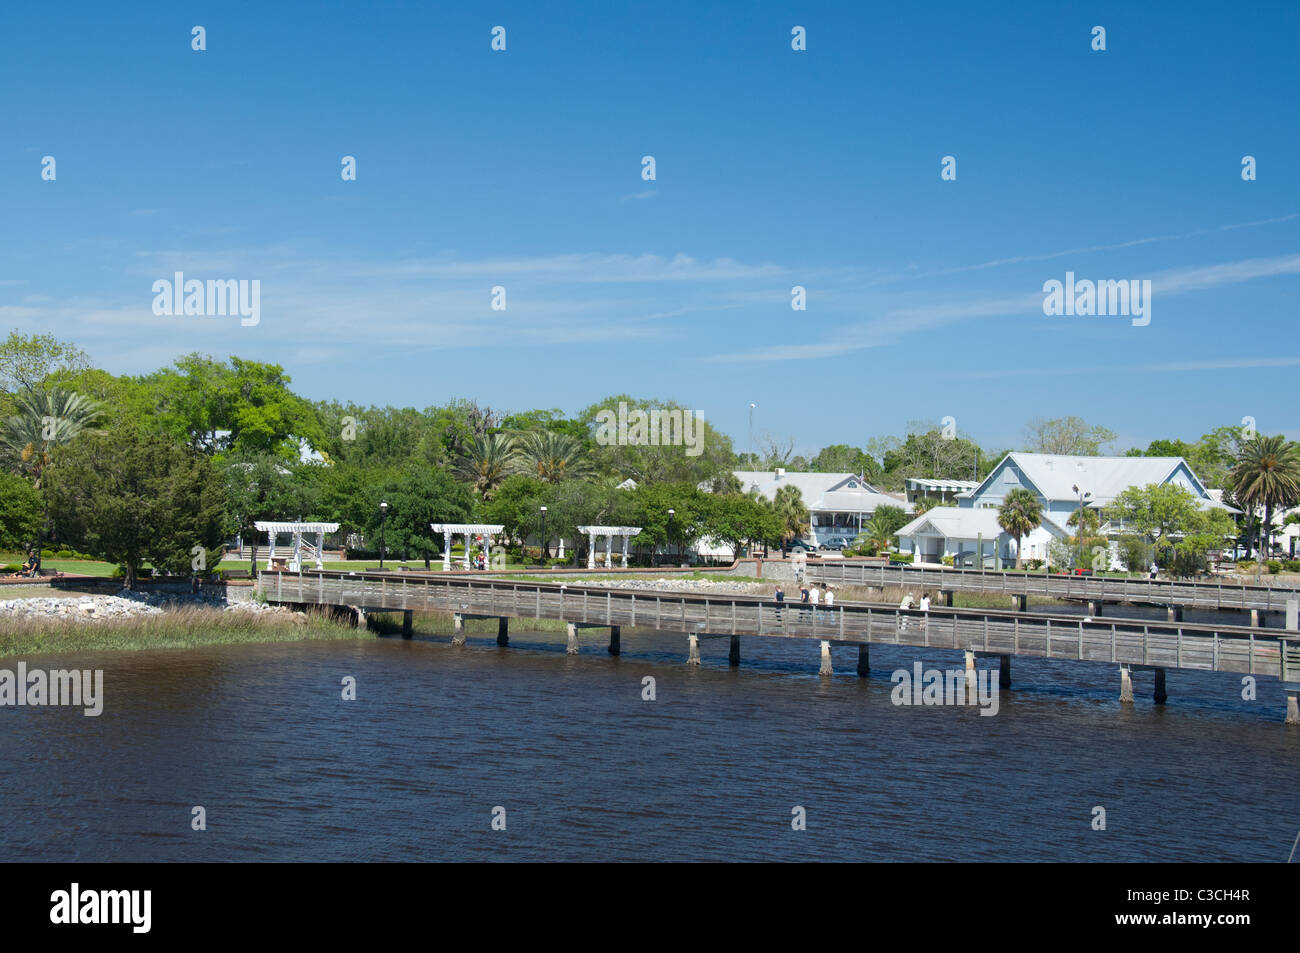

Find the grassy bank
[[0, 606, 368, 658]]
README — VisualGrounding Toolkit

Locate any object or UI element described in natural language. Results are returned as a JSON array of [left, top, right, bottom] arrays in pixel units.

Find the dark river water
[[2, 625, 1298, 862]]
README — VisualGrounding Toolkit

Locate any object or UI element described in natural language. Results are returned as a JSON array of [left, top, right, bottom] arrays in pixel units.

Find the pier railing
[[807, 562, 1300, 612], [257, 570, 1290, 679]]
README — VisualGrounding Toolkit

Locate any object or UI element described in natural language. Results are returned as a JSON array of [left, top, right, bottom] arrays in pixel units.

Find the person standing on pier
[[823, 585, 834, 622], [1149, 561, 1158, 580], [809, 582, 820, 621], [774, 585, 785, 622], [800, 582, 811, 620], [918, 592, 931, 632], [899, 592, 914, 632]]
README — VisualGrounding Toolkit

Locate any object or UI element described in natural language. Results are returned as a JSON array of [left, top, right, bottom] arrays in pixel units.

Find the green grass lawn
[[0, 553, 120, 577]]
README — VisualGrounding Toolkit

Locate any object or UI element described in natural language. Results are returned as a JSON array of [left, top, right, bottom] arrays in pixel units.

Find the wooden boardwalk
[[809, 561, 1300, 614], [256, 569, 1300, 684]]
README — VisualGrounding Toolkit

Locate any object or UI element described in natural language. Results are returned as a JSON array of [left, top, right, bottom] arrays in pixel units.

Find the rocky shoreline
[[0, 589, 300, 624]]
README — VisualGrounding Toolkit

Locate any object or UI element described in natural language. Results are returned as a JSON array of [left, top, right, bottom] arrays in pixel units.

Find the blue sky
[[2, 0, 1297, 457]]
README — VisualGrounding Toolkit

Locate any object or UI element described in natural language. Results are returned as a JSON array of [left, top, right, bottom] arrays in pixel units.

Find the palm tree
[[860, 515, 895, 556], [1229, 434, 1300, 580], [0, 388, 103, 487], [998, 487, 1043, 570], [455, 433, 518, 500], [911, 496, 942, 515], [512, 430, 593, 484], [771, 484, 810, 554]]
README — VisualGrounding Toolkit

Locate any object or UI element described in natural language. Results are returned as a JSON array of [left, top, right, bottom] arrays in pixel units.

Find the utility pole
[[749, 402, 756, 468]]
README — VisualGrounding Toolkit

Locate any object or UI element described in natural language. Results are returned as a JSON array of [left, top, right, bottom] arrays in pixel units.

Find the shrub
[[889, 553, 914, 564], [1267, 560, 1282, 575], [1, 564, 23, 573], [1024, 558, 1044, 571], [1283, 560, 1300, 573], [55, 549, 74, 559], [941, 555, 954, 566], [1238, 560, 1256, 571], [1166, 547, 1208, 578], [40, 549, 55, 559], [1116, 536, 1149, 575]]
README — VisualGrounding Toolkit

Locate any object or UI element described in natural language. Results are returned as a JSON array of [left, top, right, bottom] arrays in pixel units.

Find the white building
[[896, 453, 1231, 568], [733, 469, 910, 546]]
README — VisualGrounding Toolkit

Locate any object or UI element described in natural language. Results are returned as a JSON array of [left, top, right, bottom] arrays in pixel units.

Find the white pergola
[[254, 521, 340, 571], [577, 525, 642, 569], [430, 523, 505, 571]]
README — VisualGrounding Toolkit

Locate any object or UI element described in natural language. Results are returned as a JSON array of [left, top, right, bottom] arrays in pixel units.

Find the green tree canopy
[[141, 353, 324, 458], [1106, 483, 1236, 571], [0, 470, 43, 551], [44, 425, 228, 587]]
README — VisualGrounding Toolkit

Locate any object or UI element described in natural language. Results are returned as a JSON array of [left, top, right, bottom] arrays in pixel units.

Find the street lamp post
[[540, 506, 548, 562], [748, 402, 756, 467], [379, 500, 389, 570], [668, 508, 676, 567]]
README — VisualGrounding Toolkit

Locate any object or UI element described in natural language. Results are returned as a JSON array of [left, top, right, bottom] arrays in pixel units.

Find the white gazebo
[[576, 526, 642, 569], [430, 523, 505, 571], [254, 521, 340, 571]]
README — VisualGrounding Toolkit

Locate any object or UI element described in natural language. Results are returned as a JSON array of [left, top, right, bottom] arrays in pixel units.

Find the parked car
[[783, 539, 816, 554], [953, 551, 998, 570], [819, 535, 853, 551]]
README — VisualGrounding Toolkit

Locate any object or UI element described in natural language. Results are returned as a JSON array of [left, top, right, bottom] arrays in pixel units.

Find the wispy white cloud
[[912, 212, 1300, 281], [952, 355, 1300, 380], [704, 251, 1300, 364], [1152, 252, 1300, 295]]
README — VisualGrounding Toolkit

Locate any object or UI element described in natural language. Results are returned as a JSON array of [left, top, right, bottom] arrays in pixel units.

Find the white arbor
[[254, 521, 340, 571], [430, 523, 505, 571], [576, 526, 642, 569]]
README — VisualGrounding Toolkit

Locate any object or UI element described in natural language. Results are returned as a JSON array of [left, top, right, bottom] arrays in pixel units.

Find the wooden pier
[[257, 569, 1300, 721], [809, 561, 1300, 617]]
